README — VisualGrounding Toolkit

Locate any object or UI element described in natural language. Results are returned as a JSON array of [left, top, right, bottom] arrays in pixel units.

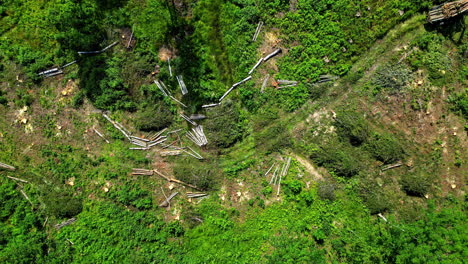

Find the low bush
[[400, 170, 432, 197], [134, 103, 174, 131], [372, 63, 411, 93], [364, 133, 405, 164], [334, 111, 370, 146], [173, 160, 219, 191]]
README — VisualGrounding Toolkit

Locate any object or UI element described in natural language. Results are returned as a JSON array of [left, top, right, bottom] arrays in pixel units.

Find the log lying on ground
[[102, 113, 132, 140], [202, 103, 220, 108], [248, 58, 264, 75], [160, 150, 183, 156], [0, 162, 16, 171], [187, 192, 208, 198], [277, 157, 291, 196], [168, 58, 173, 77], [93, 128, 110, 143], [219, 76, 252, 102], [176, 75, 188, 95], [38, 61, 76, 78], [264, 162, 276, 177], [381, 162, 403, 171], [127, 26, 134, 49], [153, 169, 203, 191], [180, 114, 197, 126], [261, 74, 270, 93], [6, 175, 28, 183], [184, 146, 204, 160], [252, 21, 263, 41], [154, 80, 170, 97], [55, 218, 77, 230], [159, 192, 178, 207], [190, 114, 206, 120], [131, 168, 154, 176], [427, 0, 468, 23], [186, 126, 207, 146], [78, 41, 118, 55], [169, 95, 187, 108], [317, 75, 338, 83], [263, 49, 282, 62]]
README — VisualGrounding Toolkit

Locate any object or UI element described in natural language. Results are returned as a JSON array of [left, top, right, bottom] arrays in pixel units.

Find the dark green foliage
[[255, 123, 292, 153], [364, 133, 405, 164], [205, 102, 245, 148], [134, 103, 174, 131], [335, 111, 370, 146], [448, 88, 468, 119], [0, 180, 46, 263], [173, 160, 219, 191], [372, 63, 411, 93], [310, 142, 364, 178], [112, 184, 153, 210], [43, 191, 83, 218], [317, 180, 336, 201], [400, 170, 432, 197]]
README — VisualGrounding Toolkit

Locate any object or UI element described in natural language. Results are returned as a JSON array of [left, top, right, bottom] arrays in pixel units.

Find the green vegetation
[[0, 0, 466, 263]]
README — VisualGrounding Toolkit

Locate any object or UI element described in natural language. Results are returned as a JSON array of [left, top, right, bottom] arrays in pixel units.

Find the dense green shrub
[[317, 180, 337, 201], [448, 88, 468, 119], [112, 185, 153, 210], [311, 142, 365, 178], [364, 133, 405, 164], [334, 111, 370, 146], [205, 102, 245, 148], [43, 191, 83, 218], [372, 63, 411, 93], [134, 103, 174, 131], [400, 170, 432, 197], [173, 160, 219, 191]]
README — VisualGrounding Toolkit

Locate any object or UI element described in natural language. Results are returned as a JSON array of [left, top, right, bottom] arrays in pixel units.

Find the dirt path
[[290, 153, 324, 181]]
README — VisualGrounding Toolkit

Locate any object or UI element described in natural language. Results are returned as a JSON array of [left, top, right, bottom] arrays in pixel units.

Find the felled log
[[261, 74, 270, 93], [190, 114, 206, 120], [187, 192, 208, 198], [219, 76, 252, 102], [168, 58, 173, 77], [180, 114, 197, 126], [381, 163, 403, 172], [154, 80, 170, 97], [186, 126, 207, 147], [102, 113, 131, 141], [202, 103, 220, 108], [263, 49, 282, 62], [317, 75, 338, 83], [248, 58, 264, 75], [131, 168, 154, 176], [6, 175, 28, 183], [159, 192, 178, 207], [160, 150, 182, 156], [0, 162, 16, 171], [61, 60, 77, 69], [427, 0, 468, 23], [177, 75, 188, 95], [153, 169, 203, 191], [169, 95, 187, 108], [93, 128, 110, 143], [264, 162, 276, 177], [252, 21, 263, 41], [78, 41, 118, 55], [55, 217, 77, 230]]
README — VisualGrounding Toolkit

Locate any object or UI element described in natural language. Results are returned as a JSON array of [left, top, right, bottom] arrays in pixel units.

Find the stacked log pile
[[428, 0, 468, 23]]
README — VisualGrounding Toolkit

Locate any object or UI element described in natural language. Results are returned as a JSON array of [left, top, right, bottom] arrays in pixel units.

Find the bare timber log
[[248, 58, 264, 75], [263, 49, 282, 62], [0, 162, 16, 171], [131, 168, 154, 176], [153, 169, 203, 191], [78, 41, 118, 55], [427, 0, 468, 23], [202, 103, 220, 108], [159, 192, 178, 207], [55, 218, 77, 230], [252, 21, 263, 41], [6, 175, 28, 183], [93, 128, 110, 143], [381, 163, 403, 172]]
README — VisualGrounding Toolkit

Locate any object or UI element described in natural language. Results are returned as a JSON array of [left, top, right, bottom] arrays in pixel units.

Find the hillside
[[0, 0, 467, 263]]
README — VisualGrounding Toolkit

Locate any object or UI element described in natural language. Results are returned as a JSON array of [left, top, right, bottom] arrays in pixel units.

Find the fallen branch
[[153, 169, 203, 191], [263, 49, 282, 62], [0, 162, 16, 171], [55, 217, 77, 230], [6, 175, 28, 183], [159, 191, 178, 207], [93, 128, 110, 143], [381, 163, 403, 171], [78, 41, 118, 55]]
